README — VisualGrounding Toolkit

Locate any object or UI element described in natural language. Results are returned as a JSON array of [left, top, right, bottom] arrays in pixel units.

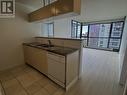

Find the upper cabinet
[[28, 0, 81, 22], [28, 2, 55, 22]]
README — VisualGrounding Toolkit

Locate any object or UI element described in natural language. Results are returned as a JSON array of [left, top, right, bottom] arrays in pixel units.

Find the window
[[111, 22, 123, 37], [71, 19, 124, 51], [108, 21, 124, 50], [100, 41, 103, 44], [88, 23, 111, 48], [46, 23, 54, 37], [109, 39, 121, 49], [82, 25, 88, 37], [71, 20, 82, 38], [89, 23, 111, 37]]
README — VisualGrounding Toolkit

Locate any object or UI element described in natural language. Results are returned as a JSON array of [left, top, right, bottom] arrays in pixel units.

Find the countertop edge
[[23, 43, 78, 56], [35, 37, 86, 41]]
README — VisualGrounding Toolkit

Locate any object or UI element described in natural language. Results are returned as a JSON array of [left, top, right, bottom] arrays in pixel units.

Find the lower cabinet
[[23, 45, 79, 90], [23, 46, 48, 75]]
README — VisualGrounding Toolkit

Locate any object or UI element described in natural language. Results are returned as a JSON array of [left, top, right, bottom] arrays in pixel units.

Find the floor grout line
[[0, 80, 6, 95], [14, 77, 30, 95]]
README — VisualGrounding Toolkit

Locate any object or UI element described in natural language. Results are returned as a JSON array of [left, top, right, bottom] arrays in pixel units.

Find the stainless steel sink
[[36, 44, 54, 48]]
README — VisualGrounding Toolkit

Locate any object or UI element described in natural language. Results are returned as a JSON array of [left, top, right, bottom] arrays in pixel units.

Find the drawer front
[[47, 52, 65, 63]]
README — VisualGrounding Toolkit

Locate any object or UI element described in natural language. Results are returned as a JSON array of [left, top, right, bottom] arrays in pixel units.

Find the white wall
[[0, 3, 41, 71], [42, 0, 127, 37], [41, 18, 72, 38], [119, 18, 127, 85], [41, 23, 48, 37], [54, 18, 71, 38], [79, 0, 127, 22]]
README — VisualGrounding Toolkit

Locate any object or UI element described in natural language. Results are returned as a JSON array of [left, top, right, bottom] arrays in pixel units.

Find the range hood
[[28, 0, 81, 22]]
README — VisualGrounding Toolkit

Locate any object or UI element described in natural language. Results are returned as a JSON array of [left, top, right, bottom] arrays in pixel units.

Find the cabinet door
[[23, 46, 48, 75], [55, 0, 73, 16], [29, 4, 53, 22]]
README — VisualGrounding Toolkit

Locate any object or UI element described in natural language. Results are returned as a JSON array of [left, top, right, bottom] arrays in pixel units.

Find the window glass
[[98, 38, 109, 48], [99, 24, 111, 37], [48, 23, 54, 37], [77, 23, 81, 38], [88, 38, 99, 48], [46, 23, 54, 37], [109, 38, 121, 49], [89, 24, 111, 37], [71, 22, 77, 38], [111, 22, 124, 37], [82, 25, 88, 37], [88, 38, 109, 48], [71, 20, 81, 38]]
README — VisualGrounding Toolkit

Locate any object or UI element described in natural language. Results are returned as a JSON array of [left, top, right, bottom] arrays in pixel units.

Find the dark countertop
[[23, 42, 78, 56], [35, 37, 87, 41]]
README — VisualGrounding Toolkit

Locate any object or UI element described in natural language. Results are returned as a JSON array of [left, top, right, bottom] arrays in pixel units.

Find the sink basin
[[37, 44, 54, 48]]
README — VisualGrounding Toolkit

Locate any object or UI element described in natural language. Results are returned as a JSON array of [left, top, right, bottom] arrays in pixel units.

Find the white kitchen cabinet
[[23, 45, 48, 75], [23, 44, 79, 90]]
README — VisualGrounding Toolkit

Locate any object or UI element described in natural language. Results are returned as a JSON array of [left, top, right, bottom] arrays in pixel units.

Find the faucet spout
[[48, 40, 52, 47]]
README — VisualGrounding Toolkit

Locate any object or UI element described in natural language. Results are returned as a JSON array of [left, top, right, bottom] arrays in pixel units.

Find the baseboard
[[66, 77, 78, 91]]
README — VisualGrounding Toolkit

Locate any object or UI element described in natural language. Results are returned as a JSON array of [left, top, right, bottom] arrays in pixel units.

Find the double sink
[[37, 44, 54, 48], [27, 43, 76, 55]]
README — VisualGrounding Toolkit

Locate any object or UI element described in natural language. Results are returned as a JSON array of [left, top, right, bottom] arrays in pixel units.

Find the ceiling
[[16, 0, 44, 10], [16, 0, 57, 11]]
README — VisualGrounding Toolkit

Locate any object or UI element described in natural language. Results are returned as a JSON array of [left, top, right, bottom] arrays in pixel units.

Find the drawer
[[48, 58, 65, 65], [47, 52, 65, 63]]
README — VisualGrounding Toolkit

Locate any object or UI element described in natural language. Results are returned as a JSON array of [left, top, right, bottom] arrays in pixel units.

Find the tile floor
[[0, 48, 125, 95], [0, 65, 65, 95]]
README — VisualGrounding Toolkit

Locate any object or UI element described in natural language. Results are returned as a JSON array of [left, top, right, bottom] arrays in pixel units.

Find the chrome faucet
[[48, 40, 52, 47]]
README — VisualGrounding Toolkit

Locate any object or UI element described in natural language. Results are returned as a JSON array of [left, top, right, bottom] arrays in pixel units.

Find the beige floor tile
[[23, 66, 36, 73], [37, 77, 51, 87], [6, 90, 28, 95], [16, 73, 37, 88], [4, 81, 26, 95], [28, 70, 44, 81], [2, 78, 19, 89], [0, 71, 14, 82], [15, 90, 28, 95], [0, 84, 5, 95], [34, 88, 49, 95], [10, 66, 26, 77], [53, 88, 65, 95], [26, 82, 42, 95], [44, 82, 59, 95]]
